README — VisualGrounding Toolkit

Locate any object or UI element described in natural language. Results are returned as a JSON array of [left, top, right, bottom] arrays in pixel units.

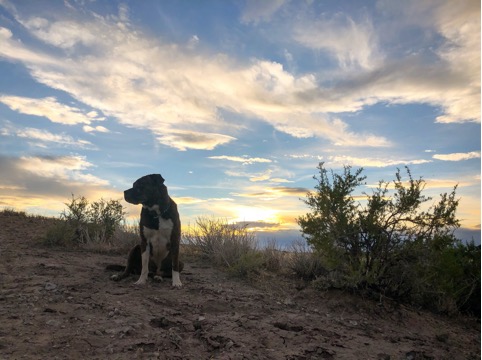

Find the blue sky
[[0, 0, 480, 244]]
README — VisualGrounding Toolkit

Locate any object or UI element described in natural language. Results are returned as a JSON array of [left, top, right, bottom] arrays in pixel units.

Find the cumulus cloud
[[433, 151, 481, 162], [0, 6, 390, 150], [0, 0, 477, 156], [376, 0, 480, 123], [291, 0, 480, 124]]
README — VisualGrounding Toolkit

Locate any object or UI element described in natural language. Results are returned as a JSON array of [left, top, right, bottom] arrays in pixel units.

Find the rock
[[44, 282, 57, 291]]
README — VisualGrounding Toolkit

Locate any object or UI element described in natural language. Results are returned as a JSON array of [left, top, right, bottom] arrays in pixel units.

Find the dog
[[110, 174, 183, 287]]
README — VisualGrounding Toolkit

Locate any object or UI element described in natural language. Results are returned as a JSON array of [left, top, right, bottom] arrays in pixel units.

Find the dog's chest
[[143, 218, 173, 259]]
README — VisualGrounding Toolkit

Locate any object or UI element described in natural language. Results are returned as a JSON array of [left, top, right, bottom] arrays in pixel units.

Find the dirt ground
[[0, 213, 480, 359]]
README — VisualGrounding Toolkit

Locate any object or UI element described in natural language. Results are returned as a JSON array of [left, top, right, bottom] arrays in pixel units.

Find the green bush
[[44, 195, 126, 247], [298, 163, 480, 315]]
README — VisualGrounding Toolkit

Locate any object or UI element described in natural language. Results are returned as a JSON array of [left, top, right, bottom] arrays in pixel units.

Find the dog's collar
[[143, 199, 171, 218]]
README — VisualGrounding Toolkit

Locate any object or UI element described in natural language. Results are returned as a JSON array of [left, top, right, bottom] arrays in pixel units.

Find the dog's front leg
[[135, 242, 150, 285], [170, 233, 182, 288]]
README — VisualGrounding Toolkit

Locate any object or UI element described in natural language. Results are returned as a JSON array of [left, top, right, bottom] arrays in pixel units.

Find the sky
[[0, 0, 480, 245]]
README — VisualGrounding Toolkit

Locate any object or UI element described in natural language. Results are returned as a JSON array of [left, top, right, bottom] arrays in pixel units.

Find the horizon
[[0, 1, 480, 245]]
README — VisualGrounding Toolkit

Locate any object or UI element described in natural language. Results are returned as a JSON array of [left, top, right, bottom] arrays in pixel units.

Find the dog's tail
[[105, 264, 126, 272]]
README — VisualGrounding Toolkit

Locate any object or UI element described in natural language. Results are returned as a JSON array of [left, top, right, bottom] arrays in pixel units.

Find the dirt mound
[[0, 213, 479, 359]]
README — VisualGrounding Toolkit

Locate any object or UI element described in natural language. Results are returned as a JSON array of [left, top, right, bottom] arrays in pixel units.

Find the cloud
[[0, 95, 99, 125], [365, 177, 478, 193], [83, 125, 109, 133], [225, 168, 292, 183], [0, 155, 118, 215], [234, 220, 280, 230], [374, 0, 480, 124], [175, 196, 206, 205], [208, 155, 272, 165], [289, 0, 479, 124], [0, 0, 477, 157], [294, 13, 381, 70], [157, 131, 236, 151], [18, 155, 109, 186], [249, 171, 272, 182], [234, 186, 308, 200], [325, 155, 432, 168], [433, 151, 481, 162], [0, 8, 389, 150], [1, 123, 94, 148], [284, 152, 432, 169]]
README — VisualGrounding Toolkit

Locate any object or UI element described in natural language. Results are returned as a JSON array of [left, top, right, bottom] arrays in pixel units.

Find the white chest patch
[[143, 218, 174, 265]]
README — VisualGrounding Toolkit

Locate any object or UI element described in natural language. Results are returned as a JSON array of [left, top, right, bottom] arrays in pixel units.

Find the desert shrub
[[298, 163, 479, 315], [288, 239, 327, 281], [0, 207, 27, 217], [229, 252, 264, 278], [383, 237, 481, 315], [261, 238, 285, 273], [184, 216, 260, 276], [44, 221, 77, 247], [44, 195, 126, 248]]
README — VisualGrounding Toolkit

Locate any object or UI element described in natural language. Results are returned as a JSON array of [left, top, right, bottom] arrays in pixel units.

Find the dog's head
[[124, 174, 169, 207]]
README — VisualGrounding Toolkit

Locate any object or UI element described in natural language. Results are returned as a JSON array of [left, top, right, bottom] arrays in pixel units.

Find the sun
[[232, 206, 279, 226]]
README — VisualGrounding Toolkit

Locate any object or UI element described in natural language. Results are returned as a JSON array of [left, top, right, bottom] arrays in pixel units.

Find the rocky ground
[[0, 212, 480, 359]]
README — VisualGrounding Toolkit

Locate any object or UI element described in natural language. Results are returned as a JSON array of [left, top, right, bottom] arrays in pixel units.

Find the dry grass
[[183, 216, 260, 276], [183, 217, 310, 279], [287, 239, 327, 281]]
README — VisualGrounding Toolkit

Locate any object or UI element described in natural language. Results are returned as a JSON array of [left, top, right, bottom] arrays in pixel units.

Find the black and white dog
[[110, 174, 183, 287]]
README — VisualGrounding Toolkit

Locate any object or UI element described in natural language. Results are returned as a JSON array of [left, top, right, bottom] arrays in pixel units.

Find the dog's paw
[[172, 281, 183, 288], [153, 275, 163, 282], [134, 278, 147, 285], [110, 274, 121, 281], [172, 271, 182, 288]]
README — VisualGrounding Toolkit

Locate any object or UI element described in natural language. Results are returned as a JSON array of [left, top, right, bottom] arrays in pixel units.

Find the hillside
[[0, 212, 479, 359]]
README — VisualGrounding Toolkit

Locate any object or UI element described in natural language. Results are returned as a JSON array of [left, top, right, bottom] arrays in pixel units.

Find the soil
[[0, 213, 480, 359]]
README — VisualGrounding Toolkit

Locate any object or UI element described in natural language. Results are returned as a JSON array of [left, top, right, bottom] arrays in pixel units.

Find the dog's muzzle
[[124, 188, 142, 205]]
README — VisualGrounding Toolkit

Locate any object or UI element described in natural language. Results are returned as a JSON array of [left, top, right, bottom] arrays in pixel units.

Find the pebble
[[44, 282, 57, 291]]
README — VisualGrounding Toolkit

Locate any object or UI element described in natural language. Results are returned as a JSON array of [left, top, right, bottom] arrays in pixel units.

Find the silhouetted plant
[[184, 216, 259, 272], [298, 163, 479, 315], [58, 194, 125, 245]]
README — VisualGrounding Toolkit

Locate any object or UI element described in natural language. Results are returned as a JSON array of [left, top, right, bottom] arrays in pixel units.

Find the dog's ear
[[149, 174, 165, 185]]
